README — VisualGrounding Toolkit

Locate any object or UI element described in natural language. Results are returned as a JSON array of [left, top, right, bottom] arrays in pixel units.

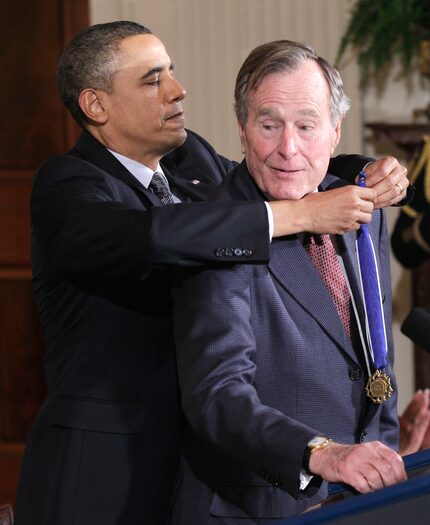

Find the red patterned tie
[[305, 234, 357, 341]]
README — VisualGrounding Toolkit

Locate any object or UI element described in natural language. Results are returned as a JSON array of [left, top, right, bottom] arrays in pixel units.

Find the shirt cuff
[[300, 469, 314, 491], [264, 201, 274, 241]]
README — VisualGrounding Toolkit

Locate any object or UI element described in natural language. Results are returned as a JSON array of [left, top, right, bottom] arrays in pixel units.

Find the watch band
[[302, 436, 333, 474]]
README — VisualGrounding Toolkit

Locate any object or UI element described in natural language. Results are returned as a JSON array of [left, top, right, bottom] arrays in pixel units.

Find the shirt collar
[[108, 149, 163, 189]]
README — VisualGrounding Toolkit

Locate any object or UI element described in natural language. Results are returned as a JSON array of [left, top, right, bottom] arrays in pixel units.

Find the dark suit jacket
[[171, 162, 399, 524], [14, 130, 270, 525], [15, 129, 375, 525]]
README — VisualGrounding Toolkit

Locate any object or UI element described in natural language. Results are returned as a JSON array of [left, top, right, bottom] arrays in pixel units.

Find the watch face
[[308, 436, 327, 447]]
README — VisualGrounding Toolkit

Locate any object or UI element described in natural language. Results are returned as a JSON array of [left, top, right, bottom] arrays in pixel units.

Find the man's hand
[[301, 186, 376, 234], [399, 389, 430, 456], [309, 441, 407, 493], [363, 156, 409, 208], [270, 186, 376, 237]]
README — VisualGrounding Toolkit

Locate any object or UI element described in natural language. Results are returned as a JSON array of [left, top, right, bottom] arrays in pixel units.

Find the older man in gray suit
[[171, 40, 407, 524]]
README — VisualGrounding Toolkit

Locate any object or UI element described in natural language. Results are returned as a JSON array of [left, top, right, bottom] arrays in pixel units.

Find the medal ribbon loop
[[356, 172, 388, 369]]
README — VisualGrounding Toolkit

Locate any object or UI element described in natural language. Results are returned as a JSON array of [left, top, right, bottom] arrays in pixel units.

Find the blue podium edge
[[277, 472, 430, 524]]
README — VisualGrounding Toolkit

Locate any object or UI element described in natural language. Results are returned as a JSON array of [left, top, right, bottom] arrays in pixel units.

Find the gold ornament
[[365, 370, 393, 404]]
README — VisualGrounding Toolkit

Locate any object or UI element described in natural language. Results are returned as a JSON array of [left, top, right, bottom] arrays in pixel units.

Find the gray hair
[[57, 21, 151, 127], [234, 40, 350, 127]]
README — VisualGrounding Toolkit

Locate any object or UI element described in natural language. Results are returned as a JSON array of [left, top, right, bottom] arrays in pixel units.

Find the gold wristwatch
[[303, 435, 333, 473]]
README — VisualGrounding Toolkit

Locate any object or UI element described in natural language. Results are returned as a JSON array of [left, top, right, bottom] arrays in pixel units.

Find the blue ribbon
[[356, 172, 388, 369]]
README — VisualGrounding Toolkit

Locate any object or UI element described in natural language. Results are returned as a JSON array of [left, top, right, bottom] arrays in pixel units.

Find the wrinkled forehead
[[248, 65, 331, 115]]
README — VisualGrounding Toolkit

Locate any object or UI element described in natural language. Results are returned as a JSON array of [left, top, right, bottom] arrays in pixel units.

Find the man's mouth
[[270, 166, 302, 175], [165, 110, 184, 121]]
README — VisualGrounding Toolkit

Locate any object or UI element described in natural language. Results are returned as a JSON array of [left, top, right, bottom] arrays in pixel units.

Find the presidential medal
[[365, 370, 393, 404]]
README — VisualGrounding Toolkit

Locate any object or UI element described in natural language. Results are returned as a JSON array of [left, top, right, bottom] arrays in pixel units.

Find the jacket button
[[234, 248, 243, 256], [359, 431, 367, 442], [225, 248, 234, 256], [215, 248, 225, 257], [349, 368, 362, 381], [242, 249, 252, 256]]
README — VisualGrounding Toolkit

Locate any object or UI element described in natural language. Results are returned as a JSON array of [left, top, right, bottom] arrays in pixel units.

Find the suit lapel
[[268, 238, 359, 364], [337, 230, 367, 337], [73, 131, 219, 205], [72, 131, 162, 207]]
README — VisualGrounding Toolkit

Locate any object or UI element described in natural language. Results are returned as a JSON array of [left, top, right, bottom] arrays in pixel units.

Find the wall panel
[[0, 173, 32, 267], [0, 281, 46, 442], [0, 0, 89, 506]]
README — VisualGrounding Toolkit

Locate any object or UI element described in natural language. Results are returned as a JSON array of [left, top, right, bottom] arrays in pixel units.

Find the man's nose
[[278, 130, 297, 158], [166, 77, 186, 102]]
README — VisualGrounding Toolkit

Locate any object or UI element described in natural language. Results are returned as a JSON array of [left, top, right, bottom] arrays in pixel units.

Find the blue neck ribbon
[[356, 171, 388, 369]]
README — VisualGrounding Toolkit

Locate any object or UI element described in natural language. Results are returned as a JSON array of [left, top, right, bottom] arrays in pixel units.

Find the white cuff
[[299, 469, 314, 491], [264, 201, 274, 241]]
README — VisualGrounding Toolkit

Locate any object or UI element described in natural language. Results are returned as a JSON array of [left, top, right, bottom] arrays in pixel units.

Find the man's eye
[[147, 79, 160, 86], [262, 123, 279, 131]]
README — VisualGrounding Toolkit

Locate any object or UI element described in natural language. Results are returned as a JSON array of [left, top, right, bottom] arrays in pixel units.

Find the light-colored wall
[[90, 0, 424, 411]]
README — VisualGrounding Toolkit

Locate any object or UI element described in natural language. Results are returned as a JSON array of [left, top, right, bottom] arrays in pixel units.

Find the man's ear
[[331, 119, 342, 155], [238, 123, 246, 154], [78, 89, 108, 125]]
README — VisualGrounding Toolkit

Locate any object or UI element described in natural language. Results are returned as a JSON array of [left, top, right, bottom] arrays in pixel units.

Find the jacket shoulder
[[162, 129, 235, 184]]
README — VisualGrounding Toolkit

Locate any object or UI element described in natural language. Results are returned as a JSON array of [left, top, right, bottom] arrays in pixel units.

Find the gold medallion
[[365, 370, 393, 404]]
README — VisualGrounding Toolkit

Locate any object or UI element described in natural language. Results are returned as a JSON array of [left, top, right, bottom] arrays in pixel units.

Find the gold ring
[[395, 182, 403, 193]]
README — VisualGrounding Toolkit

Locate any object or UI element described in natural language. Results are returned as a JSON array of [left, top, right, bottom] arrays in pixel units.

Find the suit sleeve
[[328, 154, 373, 182], [31, 155, 269, 279], [173, 265, 322, 499], [162, 128, 237, 184]]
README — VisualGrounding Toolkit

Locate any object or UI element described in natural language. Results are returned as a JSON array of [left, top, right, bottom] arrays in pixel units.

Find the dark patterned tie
[[305, 234, 357, 342], [149, 172, 175, 205]]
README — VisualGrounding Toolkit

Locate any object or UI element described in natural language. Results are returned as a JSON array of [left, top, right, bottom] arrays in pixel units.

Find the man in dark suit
[[172, 40, 407, 523], [15, 22, 408, 525]]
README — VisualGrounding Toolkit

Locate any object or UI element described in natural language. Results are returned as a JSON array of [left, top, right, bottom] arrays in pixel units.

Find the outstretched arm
[[269, 185, 376, 237]]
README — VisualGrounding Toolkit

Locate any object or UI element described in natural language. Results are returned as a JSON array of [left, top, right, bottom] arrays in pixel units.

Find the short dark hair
[[234, 40, 350, 126], [57, 21, 151, 127]]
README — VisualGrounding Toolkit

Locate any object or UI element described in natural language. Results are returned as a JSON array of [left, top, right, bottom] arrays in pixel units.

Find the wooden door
[[0, 0, 88, 506]]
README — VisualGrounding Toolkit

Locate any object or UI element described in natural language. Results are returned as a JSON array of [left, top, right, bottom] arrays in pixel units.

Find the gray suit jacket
[[171, 161, 399, 524]]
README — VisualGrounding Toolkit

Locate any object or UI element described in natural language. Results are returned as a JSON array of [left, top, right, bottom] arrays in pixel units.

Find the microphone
[[401, 307, 430, 352]]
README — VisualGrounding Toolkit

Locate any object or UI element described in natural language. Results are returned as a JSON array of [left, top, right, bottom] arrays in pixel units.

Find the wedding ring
[[395, 182, 403, 193]]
